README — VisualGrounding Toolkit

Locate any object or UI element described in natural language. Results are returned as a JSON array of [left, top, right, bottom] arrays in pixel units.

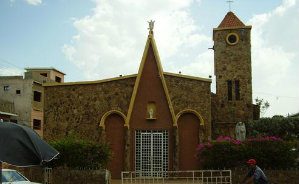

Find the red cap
[[246, 159, 256, 165]]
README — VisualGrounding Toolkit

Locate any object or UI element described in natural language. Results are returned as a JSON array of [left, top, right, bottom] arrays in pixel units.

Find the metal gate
[[135, 130, 168, 177]]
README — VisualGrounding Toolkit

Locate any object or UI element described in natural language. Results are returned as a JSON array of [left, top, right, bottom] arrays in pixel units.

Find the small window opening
[[55, 76, 61, 83], [4, 85, 10, 91], [235, 80, 240, 100], [33, 119, 41, 130], [33, 91, 42, 102], [227, 80, 232, 101], [40, 73, 48, 77], [16, 90, 21, 94]]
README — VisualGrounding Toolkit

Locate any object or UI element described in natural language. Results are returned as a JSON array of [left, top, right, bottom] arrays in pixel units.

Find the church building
[[43, 11, 257, 179]]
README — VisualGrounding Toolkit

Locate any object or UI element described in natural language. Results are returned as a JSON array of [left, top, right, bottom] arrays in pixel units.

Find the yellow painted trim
[[176, 109, 204, 126], [125, 34, 177, 127], [43, 72, 211, 87], [100, 110, 127, 130], [151, 37, 177, 127], [125, 36, 151, 127], [43, 74, 137, 87], [164, 72, 211, 83], [226, 32, 239, 45]]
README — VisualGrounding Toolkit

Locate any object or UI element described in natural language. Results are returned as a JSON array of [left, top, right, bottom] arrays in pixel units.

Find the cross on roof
[[227, 0, 234, 11]]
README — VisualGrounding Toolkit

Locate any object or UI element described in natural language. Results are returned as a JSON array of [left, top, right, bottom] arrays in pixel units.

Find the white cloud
[[63, 0, 299, 116], [249, 0, 299, 116], [25, 0, 42, 6], [62, 0, 209, 80]]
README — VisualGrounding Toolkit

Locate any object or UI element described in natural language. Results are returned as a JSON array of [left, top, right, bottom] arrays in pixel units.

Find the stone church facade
[[43, 12, 257, 178]]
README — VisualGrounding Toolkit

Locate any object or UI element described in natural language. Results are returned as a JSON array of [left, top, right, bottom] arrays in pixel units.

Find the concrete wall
[[25, 69, 65, 83], [0, 76, 33, 126], [31, 109, 44, 136]]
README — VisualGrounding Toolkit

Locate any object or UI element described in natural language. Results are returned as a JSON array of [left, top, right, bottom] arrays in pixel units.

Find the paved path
[[111, 180, 122, 184]]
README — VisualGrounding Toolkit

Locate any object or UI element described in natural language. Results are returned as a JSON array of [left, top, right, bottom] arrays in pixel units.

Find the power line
[[254, 92, 299, 99], [0, 57, 24, 70]]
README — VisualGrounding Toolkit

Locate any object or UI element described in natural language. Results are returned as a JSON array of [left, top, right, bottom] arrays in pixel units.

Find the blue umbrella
[[0, 121, 59, 183]]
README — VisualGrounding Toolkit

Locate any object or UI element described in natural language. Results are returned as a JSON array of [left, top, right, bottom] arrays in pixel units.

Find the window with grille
[[135, 130, 168, 177]]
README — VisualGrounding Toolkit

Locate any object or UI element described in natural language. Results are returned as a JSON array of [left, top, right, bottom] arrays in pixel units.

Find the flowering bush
[[197, 136, 297, 169]]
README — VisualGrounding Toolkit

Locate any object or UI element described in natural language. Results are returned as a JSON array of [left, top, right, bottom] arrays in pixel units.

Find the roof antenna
[[227, 0, 233, 11]]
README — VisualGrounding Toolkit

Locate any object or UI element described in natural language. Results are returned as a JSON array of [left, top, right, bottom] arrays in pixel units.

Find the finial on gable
[[226, 0, 233, 11], [148, 20, 155, 35]]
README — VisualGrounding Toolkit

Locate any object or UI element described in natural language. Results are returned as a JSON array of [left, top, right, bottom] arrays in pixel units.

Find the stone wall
[[212, 26, 253, 137], [43, 77, 136, 141], [165, 74, 212, 138], [44, 73, 212, 141]]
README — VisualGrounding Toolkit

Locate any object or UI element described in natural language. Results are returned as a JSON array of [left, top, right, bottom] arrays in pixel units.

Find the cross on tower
[[227, 0, 233, 11]]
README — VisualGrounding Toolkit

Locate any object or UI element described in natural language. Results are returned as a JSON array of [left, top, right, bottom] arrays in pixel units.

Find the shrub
[[197, 136, 298, 169], [49, 135, 111, 169], [247, 117, 299, 140]]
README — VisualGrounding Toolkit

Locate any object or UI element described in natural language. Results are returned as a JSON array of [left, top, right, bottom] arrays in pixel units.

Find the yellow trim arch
[[176, 109, 204, 126], [100, 110, 127, 130]]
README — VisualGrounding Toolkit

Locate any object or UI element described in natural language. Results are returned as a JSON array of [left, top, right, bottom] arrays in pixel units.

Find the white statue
[[235, 122, 246, 141], [148, 107, 154, 119], [148, 20, 155, 33]]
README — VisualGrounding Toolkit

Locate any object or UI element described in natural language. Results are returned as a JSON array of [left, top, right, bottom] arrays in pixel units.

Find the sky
[[0, 0, 298, 117]]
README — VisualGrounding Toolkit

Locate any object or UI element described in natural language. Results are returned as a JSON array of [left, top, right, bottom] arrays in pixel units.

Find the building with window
[[43, 12, 258, 178], [0, 68, 65, 136]]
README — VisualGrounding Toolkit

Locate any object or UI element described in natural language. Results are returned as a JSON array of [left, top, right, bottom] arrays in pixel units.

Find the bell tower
[[212, 11, 253, 137]]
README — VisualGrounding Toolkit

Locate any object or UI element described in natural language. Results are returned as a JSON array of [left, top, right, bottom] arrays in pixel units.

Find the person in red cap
[[241, 159, 268, 184]]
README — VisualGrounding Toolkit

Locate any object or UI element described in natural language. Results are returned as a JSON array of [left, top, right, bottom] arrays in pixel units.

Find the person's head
[[246, 159, 257, 168]]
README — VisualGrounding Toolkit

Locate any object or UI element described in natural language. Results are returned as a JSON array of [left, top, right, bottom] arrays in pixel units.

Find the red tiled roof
[[218, 11, 245, 28]]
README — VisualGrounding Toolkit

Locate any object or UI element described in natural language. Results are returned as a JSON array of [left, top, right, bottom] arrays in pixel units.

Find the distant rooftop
[[218, 11, 245, 28], [0, 111, 18, 117], [25, 67, 65, 75], [0, 76, 23, 79]]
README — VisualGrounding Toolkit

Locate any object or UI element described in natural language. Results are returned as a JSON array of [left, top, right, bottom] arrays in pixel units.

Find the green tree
[[255, 97, 270, 117]]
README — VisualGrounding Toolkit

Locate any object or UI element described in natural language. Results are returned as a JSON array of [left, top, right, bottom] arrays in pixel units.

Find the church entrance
[[135, 130, 168, 177]]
